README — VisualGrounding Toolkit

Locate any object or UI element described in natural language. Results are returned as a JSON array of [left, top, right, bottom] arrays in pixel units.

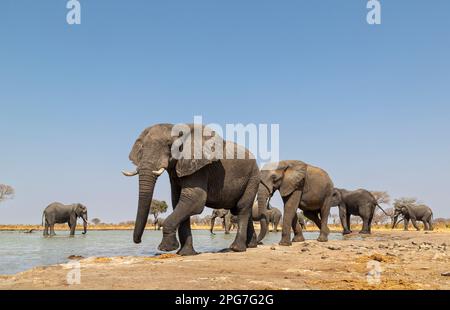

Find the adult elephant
[[257, 160, 334, 245], [331, 188, 389, 235], [210, 209, 233, 234], [122, 123, 260, 255], [42, 202, 88, 236], [392, 204, 433, 231]]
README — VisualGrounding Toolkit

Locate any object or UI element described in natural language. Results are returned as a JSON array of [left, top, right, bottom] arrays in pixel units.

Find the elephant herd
[[40, 123, 434, 257]]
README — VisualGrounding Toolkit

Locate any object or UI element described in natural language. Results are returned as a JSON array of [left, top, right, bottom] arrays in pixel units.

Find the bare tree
[[393, 197, 418, 209], [371, 191, 391, 205], [0, 184, 14, 203]]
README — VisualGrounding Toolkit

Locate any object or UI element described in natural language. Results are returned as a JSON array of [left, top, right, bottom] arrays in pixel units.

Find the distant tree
[[0, 184, 14, 203], [393, 197, 418, 210], [91, 218, 101, 225], [371, 191, 391, 205], [150, 200, 168, 222]]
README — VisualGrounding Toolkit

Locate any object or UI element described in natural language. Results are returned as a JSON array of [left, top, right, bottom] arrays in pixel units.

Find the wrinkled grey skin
[[154, 218, 165, 230], [123, 124, 260, 255], [258, 160, 334, 245], [331, 188, 389, 235], [42, 202, 88, 236], [392, 204, 433, 231], [210, 209, 233, 234]]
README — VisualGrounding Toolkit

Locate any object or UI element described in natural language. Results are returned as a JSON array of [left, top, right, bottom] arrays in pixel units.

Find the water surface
[[0, 230, 342, 275]]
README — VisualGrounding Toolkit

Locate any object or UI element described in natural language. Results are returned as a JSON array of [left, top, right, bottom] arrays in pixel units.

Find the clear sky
[[0, 0, 449, 223]]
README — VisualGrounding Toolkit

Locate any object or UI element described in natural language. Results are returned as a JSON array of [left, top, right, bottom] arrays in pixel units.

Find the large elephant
[[210, 209, 233, 234], [42, 202, 88, 236], [392, 204, 433, 231], [331, 188, 389, 235], [122, 123, 260, 255], [257, 160, 334, 245]]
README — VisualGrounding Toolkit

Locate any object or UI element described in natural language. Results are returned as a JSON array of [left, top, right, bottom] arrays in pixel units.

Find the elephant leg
[[224, 216, 231, 235], [404, 219, 409, 231], [291, 213, 305, 242], [303, 210, 321, 230], [360, 217, 370, 234], [44, 223, 49, 236], [210, 216, 216, 234], [177, 218, 197, 256], [411, 219, 420, 231], [159, 187, 206, 252], [230, 176, 258, 252], [428, 218, 434, 231], [317, 196, 332, 242], [280, 191, 302, 246], [50, 224, 56, 236], [339, 208, 351, 235], [246, 216, 258, 248]]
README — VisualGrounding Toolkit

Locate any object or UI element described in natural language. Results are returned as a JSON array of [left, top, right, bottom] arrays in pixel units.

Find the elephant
[[331, 188, 389, 235], [257, 160, 334, 245], [210, 204, 282, 236], [210, 209, 233, 234], [42, 202, 88, 236], [154, 218, 165, 230], [392, 204, 433, 231], [122, 123, 260, 255], [297, 211, 306, 230], [252, 203, 282, 233]]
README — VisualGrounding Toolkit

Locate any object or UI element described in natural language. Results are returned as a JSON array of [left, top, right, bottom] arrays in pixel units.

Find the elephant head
[[257, 160, 307, 241], [330, 188, 345, 207], [392, 205, 408, 228], [123, 124, 222, 244], [74, 204, 88, 234]]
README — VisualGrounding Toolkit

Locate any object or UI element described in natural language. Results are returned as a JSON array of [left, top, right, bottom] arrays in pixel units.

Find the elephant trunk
[[391, 215, 398, 229], [257, 186, 270, 242], [82, 219, 87, 234], [134, 171, 157, 244]]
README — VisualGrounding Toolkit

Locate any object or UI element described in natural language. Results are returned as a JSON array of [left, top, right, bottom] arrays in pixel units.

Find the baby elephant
[[331, 188, 389, 235], [42, 202, 88, 236]]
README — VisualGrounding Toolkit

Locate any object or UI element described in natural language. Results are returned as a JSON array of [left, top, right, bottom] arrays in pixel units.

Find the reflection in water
[[0, 230, 342, 275]]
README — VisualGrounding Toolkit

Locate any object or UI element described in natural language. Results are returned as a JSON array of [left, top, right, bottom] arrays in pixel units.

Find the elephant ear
[[175, 126, 220, 178], [280, 163, 307, 197], [129, 128, 150, 165]]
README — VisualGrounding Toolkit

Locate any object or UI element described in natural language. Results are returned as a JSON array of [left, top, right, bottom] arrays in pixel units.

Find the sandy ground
[[0, 230, 448, 290]]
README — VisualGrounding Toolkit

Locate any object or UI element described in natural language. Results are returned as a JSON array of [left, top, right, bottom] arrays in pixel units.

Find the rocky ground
[[0, 231, 448, 290]]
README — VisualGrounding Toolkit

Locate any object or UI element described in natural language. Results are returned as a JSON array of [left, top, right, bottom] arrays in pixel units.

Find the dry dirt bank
[[0, 231, 448, 290]]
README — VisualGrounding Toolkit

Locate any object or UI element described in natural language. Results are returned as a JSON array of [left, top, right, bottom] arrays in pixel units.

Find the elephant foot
[[177, 246, 198, 256], [247, 236, 258, 248], [224, 231, 230, 235], [229, 241, 247, 252], [342, 230, 352, 235], [292, 235, 305, 242], [158, 235, 180, 252], [317, 234, 328, 242], [359, 230, 371, 235], [279, 240, 292, 246], [257, 241, 264, 245]]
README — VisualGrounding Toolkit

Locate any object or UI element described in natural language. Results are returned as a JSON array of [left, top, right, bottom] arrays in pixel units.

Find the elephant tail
[[41, 213, 45, 227], [376, 204, 390, 216]]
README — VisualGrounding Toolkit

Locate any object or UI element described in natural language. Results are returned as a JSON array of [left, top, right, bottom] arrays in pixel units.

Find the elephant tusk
[[152, 168, 165, 176], [122, 170, 139, 177]]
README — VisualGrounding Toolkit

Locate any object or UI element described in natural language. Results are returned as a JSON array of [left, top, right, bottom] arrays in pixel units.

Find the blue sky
[[0, 0, 449, 223]]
